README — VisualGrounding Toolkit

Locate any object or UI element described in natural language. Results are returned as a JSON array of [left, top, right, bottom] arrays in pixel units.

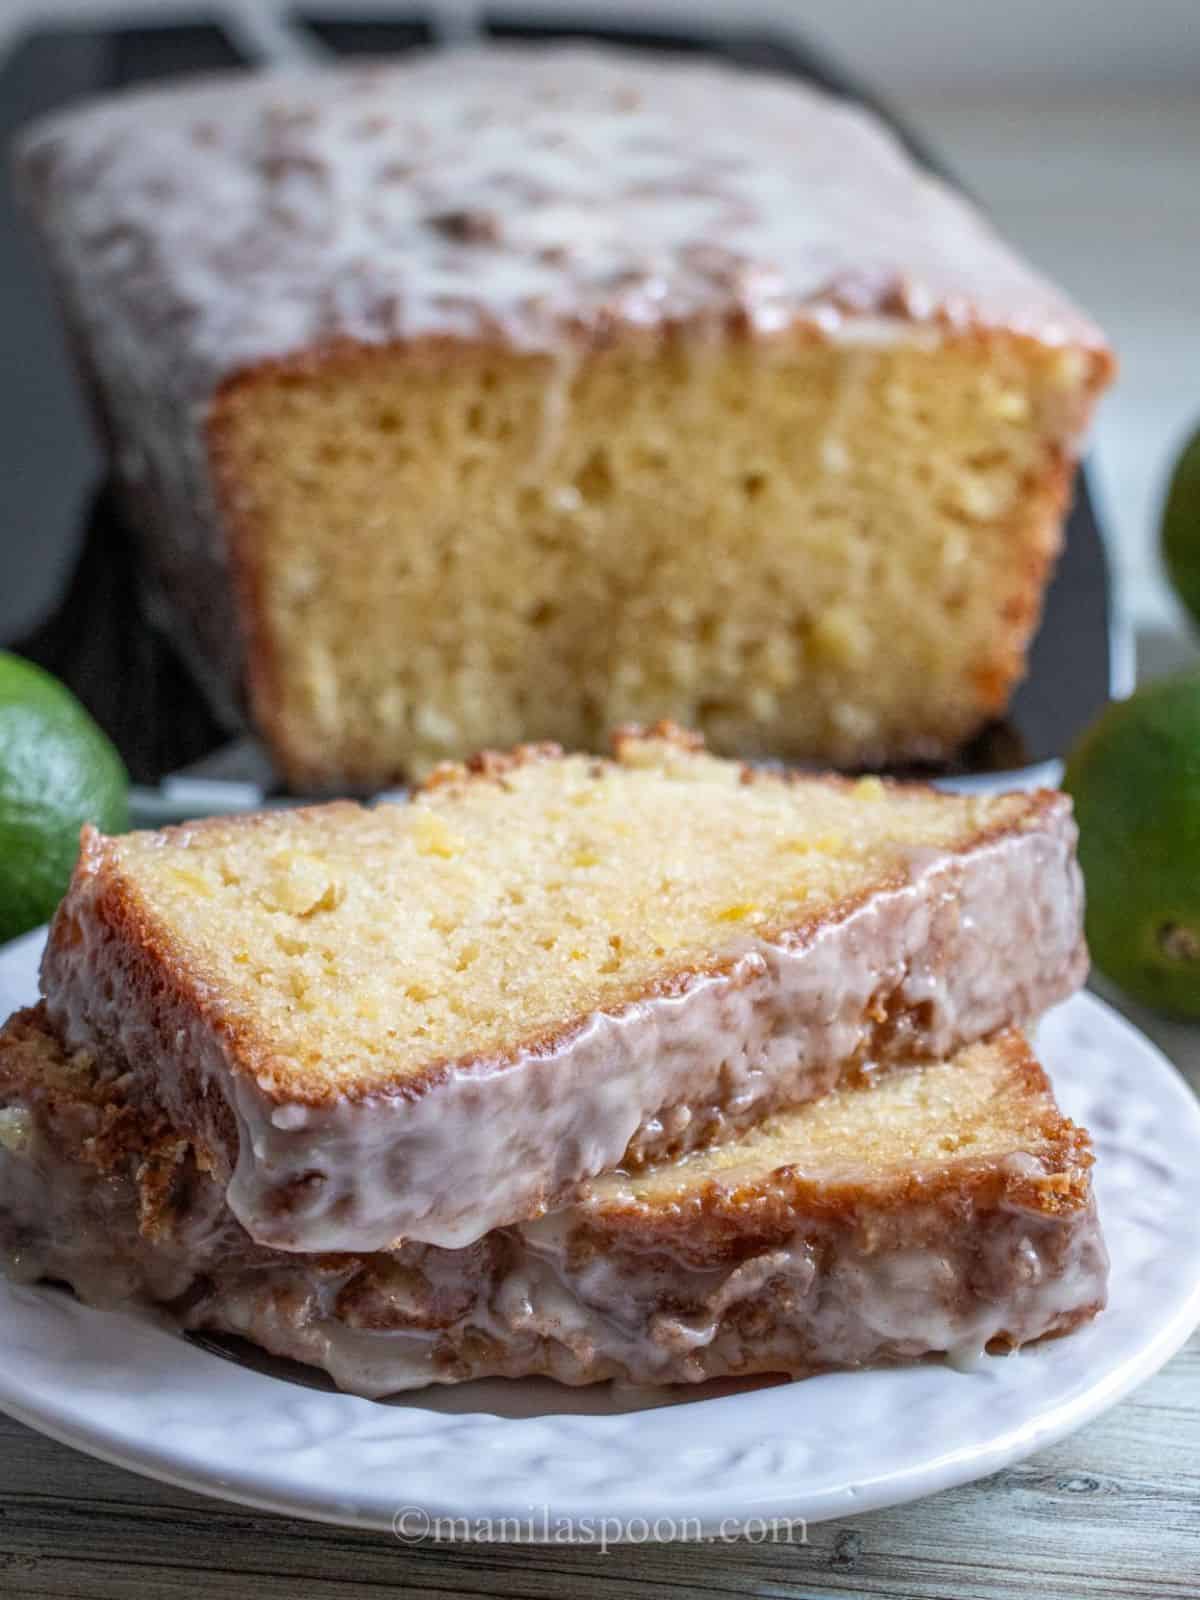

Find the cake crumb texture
[[45, 730, 1072, 1101], [216, 331, 1105, 785]]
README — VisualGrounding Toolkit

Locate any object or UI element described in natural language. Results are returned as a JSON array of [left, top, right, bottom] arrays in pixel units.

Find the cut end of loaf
[[212, 328, 1112, 790]]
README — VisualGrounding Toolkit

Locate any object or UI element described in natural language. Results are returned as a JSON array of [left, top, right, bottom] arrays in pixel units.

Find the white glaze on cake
[[177, 1196, 1107, 1396], [42, 806, 1086, 1253], [0, 1026, 1108, 1397], [19, 47, 1106, 383]]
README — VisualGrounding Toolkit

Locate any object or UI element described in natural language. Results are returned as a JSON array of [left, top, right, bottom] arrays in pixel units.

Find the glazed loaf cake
[[0, 1010, 1107, 1394], [40, 728, 1087, 1254], [18, 48, 1113, 789]]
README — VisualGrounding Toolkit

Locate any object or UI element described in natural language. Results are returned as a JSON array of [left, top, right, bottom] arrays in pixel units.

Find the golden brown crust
[[0, 1005, 1107, 1397], [420, 740, 569, 794], [574, 1031, 1095, 1267], [1, 1005, 1095, 1277], [965, 444, 1075, 715], [0, 1003, 184, 1202], [43, 829, 248, 1172], [609, 720, 708, 758]]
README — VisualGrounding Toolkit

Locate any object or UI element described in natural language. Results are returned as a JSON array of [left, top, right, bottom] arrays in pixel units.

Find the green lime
[[1163, 423, 1200, 629], [0, 652, 128, 944], [1063, 670, 1200, 1017]]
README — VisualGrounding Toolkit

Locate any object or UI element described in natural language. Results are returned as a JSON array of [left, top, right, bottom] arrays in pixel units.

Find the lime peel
[[0, 652, 129, 944]]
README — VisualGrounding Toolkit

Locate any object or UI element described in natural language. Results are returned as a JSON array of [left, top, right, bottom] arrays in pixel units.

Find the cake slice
[[17, 47, 1113, 788], [0, 1009, 1107, 1394], [40, 727, 1086, 1254]]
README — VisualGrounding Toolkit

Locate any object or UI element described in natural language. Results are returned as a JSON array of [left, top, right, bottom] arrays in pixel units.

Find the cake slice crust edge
[[0, 1008, 1108, 1395], [39, 729, 1087, 1251]]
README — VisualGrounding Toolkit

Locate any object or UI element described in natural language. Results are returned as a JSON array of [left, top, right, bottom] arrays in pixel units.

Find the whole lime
[[1163, 423, 1200, 629], [1063, 670, 1200, 1017], [0, 652, 128, 944]]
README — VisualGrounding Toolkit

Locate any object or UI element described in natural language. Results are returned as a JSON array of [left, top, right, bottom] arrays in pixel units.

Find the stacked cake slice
[[0, 727, 1106, 1392]]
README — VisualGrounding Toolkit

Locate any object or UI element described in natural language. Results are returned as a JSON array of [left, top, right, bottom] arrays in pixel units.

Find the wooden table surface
[[0, 1342, 1196, 1599], [1, 977, 1197, 1600]]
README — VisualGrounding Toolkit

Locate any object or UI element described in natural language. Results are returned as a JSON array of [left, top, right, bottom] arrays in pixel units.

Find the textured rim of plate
[[0, 928, 1198, 1537]]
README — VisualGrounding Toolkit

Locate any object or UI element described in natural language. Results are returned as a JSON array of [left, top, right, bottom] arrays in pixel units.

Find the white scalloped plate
[[1, 927, 1198, 1536]]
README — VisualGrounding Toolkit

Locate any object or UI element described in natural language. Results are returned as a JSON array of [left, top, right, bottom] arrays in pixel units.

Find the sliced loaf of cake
[[17, 48, 1113, 787], [0, 1008, 1106, 1393], [40, 727, 1086, 1253]]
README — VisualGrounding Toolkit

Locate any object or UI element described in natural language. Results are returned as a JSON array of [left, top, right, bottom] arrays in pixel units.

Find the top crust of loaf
[[40, 725, 1079, 1109], [18, 43, 1108, 400]]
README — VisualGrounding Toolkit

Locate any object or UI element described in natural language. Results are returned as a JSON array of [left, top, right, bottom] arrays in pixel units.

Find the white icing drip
[[18, 48, 1105, 383], [42, 805, 1087, 1254], [0, 1073, 1109, 1398]]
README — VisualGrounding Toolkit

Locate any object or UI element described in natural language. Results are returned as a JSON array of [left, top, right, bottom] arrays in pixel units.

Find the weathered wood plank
[[1, 1332, 1196, 1600]]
